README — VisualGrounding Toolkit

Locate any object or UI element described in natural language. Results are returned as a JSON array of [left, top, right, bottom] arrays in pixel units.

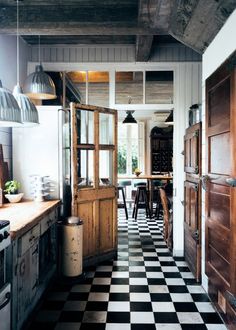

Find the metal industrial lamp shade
[[123, 111, 137, 124], [13, 84, 39, 126], [165, 110, 173, 125], [24, 64, 56, 100], [0, 80, 22, 127]]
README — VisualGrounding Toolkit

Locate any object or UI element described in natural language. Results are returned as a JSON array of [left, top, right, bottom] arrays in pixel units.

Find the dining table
[[118, 174, 173, 216]]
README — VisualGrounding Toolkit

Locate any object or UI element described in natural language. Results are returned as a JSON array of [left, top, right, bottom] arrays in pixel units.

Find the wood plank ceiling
[[0, 0, 235, 61]]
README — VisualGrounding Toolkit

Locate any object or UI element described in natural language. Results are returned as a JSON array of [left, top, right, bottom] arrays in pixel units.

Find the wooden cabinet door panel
[[206, 54, 236, 326], [184, 123, 201, 174], [184, 181, 201, 281]]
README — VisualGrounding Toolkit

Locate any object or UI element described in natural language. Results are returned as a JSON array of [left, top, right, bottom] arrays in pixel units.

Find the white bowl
[[5, 193, 24, 203]]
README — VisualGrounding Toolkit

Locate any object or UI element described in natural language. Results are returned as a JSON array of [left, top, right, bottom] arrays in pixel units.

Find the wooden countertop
[[0, 200, 60, 239], [118, 175, 173, 180]]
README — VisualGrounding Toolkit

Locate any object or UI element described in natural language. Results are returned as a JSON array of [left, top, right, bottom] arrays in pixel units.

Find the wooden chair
[[132, 186, 150, 220], [159, 188, 173, 249]]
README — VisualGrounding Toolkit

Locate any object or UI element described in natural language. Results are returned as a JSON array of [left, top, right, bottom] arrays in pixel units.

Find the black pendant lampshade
[[123, 111, 137, 124]]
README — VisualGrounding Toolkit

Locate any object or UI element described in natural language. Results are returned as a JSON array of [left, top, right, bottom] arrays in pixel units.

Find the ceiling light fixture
[[122, 111, 137, 124], [24, 36, 56, 100], [13, 0, 39, 126], [165, 110, 173, 125], [0, 80, 22, 127]]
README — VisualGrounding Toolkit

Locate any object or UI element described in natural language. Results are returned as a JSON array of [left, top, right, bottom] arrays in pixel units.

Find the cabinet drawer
[[40, 208, 58, 235], [18, 224, 40, 256]]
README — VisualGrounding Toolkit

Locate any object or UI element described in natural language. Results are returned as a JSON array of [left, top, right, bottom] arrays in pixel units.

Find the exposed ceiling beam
[[169, 0, 236, 53], [0, 25, 167, 36], [136, 35, 153, 61], [135, 0, 173, 61]]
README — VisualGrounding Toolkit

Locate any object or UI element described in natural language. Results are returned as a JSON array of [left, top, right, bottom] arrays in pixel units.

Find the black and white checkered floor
[[29, 210, 226, 330]]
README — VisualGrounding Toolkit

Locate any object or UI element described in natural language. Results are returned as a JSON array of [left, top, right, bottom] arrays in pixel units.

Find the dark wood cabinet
[[150, 126, 173, 174]]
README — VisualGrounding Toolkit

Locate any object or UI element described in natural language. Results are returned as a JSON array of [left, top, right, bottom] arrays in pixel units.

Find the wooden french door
[[70, 103, 118, 265], [205, 53, 236, 328], [184, 122, 202, 281]]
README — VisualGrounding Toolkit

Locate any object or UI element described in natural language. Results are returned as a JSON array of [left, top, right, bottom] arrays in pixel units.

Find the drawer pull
[[29, 235, 35, 242]]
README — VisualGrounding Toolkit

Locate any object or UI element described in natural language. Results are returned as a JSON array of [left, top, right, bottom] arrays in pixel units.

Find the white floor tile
[[130, 293, 151, 301], [131, 312, 155, 323], [152, 302, 175, 312], [108, 301, 130, 311], [170, 293, 193, 302], [177, 312, 203, 323]]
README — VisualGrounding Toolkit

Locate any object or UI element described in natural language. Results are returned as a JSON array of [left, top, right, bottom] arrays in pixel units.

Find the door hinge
[[201, 175, 210, 191], [194, 166, 199, 174], [193, 130, 199, 137]]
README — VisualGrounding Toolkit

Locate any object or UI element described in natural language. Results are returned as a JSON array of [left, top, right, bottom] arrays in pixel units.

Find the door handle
[[0, 292, 11, 311], [200, 175, 210, 191], [225, 291, 236, 308], [225, 177, 236, 187]]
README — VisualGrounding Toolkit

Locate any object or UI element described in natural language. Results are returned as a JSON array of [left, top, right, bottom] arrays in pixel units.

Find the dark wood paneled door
[[205, 54, 236, 328], [184, 122, 202, 282]]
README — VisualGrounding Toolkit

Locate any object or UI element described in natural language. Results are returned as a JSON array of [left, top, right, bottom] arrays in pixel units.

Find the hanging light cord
[[16, 0, 19, 85], [38, 35, 41, 64]]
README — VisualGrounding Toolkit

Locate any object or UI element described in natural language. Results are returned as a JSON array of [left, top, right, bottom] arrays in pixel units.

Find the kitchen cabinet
[[150, 126, 173, 174], [3, 202, 60, 330]]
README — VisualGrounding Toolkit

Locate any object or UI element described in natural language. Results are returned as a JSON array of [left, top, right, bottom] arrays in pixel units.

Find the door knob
[[200, 175, 210, 191], [225, 177, 236, 187], [192, 230, 199, 241]]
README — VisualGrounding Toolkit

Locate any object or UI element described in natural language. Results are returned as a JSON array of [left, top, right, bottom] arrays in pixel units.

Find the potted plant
[[134, 168, 142, 177], [4, 180, 24, 203]]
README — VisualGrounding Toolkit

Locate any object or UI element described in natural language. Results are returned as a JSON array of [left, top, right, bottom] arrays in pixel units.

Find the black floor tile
[[174, 302, 198, 312], [130, 302, 152, 311], [59, 311, 84, 322], [154, 312, 179, 323], [109, 293, 130, 301], [107, 312, 130, 323], [85, 301, 108, 311]]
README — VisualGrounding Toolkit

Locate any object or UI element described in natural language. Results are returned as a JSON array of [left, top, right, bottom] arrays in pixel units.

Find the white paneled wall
[[29, 43, 201, 63], [172, 62, 202, 256]]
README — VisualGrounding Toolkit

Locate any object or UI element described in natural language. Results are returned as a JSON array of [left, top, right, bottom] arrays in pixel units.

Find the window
[[118, 122, 145, 175]]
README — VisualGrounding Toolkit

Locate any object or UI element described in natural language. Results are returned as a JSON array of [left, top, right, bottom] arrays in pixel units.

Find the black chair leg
[[121, 186, 128, 220]]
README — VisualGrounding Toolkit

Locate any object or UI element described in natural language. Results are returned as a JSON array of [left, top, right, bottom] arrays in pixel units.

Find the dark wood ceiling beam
[[169, 0, 236, 53], [0, 26, 167, 36], [136, 35, 153, 61]]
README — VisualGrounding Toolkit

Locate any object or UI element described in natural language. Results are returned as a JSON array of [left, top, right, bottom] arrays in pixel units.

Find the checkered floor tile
[[28, 210, 226, 330]]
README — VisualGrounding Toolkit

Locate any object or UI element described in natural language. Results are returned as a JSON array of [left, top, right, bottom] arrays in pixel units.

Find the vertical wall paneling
[[173, 63, 202, 256], [29, 44, 201, 63]]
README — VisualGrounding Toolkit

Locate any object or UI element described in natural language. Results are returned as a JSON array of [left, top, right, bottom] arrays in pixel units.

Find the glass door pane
[[99, 150, 113, 186], [76, 110, 94, 144], [99, 113, 114, 145], [77, 149, 94, 187]]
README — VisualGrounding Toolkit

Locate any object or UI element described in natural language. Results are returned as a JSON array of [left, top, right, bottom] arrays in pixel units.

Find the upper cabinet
[[150, 126, 173, 174], [184, 122, 202, 175]]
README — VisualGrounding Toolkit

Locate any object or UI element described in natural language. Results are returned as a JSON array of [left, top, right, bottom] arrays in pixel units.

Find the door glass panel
[[76, 110, 94, 144], [115, 71, 143, 104], [99, 150, 113, 186], [77, 150, 94, 187], [88, 71, 109, 107], [99, 113, 114, 145], [145, 71, 173, 104]]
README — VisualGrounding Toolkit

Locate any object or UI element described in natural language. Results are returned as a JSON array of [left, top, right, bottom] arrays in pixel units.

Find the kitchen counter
[[0, 200, 60, 239]]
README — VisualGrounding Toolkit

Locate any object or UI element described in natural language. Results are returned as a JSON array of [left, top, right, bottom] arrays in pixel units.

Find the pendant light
[[122, 111, 137, 124], [122, 96, 137, 124], [0, 80, 22, 127], [165, 110, 173, 125], [24, 36, 56, 100], [13, 0, 39, 126]]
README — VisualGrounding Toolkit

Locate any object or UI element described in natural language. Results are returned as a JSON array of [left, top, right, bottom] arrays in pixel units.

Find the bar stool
[[132, 186, 150, 220], [117, 186, 128, 220], [119, 180, 132, 208]]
